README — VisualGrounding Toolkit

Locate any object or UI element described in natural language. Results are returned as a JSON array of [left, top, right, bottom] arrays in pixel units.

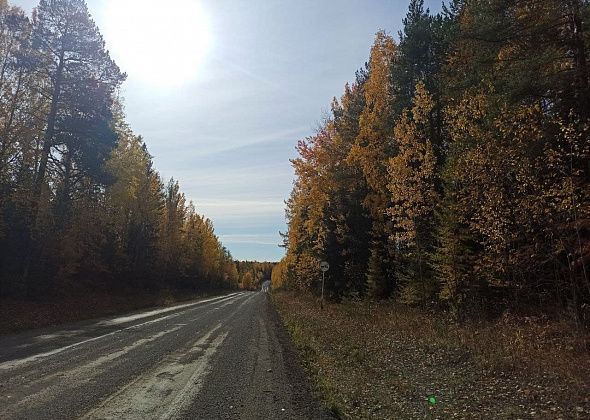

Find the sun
[[103, 0, 211, 88]]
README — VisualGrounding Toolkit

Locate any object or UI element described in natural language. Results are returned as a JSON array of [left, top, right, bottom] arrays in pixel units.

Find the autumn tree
[[0, 0, 239, 299], [348, 31, 397, 297], [282, 0, 590, 320], [388, 82, 439, 303], [271, 257, 288, 290], [437, 0, 590, 314], [445, 0, 589, 116], [0, 2, 39, 294], [106, 116, 164, 284]]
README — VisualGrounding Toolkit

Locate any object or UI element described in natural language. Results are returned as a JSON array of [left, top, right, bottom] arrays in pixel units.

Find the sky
[[13, 0, 442, 262]]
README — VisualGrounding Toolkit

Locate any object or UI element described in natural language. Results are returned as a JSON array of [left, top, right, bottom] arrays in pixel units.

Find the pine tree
[[393, 0, 437, 114], [331, 72, 372, 295], [31, 0, 124, 209], [20, 0, 125, 287]]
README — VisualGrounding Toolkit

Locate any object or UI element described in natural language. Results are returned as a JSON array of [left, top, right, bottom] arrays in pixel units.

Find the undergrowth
[[273, 291, 590, 419]]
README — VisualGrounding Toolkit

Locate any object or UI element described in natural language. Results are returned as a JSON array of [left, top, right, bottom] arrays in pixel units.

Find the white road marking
[[81, 324, 228, 420], [161, 330, 229, 420], [95, 293, 242, 326], [0, 293, 243, 371], [83, 325, 184, 370], [33, 330, 85, 342], [0, 325, 186, 417]]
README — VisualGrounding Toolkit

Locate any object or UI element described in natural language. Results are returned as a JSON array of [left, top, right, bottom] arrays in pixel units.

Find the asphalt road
[[0, 292, 330, 420]]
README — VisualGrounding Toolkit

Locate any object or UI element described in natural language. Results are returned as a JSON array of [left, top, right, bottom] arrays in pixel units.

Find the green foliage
[[392, 0, 446, 114]]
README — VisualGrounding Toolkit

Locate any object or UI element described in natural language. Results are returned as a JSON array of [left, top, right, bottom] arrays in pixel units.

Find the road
[[0, 292, 330, 420]]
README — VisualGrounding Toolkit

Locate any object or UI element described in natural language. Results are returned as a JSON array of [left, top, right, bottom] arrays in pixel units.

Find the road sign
[[319, 261, 329, 309]]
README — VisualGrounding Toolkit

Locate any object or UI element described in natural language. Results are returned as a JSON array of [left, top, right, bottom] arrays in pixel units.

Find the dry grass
[[273, 291, 590, 419]]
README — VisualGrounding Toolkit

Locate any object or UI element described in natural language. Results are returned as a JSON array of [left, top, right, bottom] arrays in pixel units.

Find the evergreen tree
[[31, 0, 124, 208], [393, 0, 437, 113], [21, 0, 125, 288]]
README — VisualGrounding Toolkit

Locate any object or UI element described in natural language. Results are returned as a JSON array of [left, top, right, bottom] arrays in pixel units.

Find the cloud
[[147, 125, 308, 159], [177, 166, 292, 190], [218, 234, 280, 246], [194, 199, 285, 220]]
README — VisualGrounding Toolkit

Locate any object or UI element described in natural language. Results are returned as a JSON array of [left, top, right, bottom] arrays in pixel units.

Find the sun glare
[[104, 0, 211, 87]]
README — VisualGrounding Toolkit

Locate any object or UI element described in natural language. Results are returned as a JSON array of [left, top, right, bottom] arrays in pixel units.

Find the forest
[[0, 0, 268, 300], [273, 0, 590, 320]]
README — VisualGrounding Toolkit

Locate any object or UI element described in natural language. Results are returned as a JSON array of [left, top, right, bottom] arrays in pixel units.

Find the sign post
[[319, 261, 329, 309]]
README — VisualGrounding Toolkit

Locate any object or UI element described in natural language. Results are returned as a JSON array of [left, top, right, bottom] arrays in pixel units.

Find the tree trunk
[[569, 0, 590, 117], [33, 50, 65, 206], [56, 145, 72, 230], [0, 66, 24, 175]]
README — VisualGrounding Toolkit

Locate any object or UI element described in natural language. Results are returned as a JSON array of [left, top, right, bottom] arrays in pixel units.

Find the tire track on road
[[0, 293, 250, 420], [81, 324, 228, 420]]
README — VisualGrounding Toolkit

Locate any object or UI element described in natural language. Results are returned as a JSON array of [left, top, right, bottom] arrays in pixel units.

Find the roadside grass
[[273, 291, 590, 419], [0, 288, 222, 334]]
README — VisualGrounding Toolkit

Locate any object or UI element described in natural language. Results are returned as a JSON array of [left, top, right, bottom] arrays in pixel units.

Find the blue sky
[[13, 0, 442, 262]]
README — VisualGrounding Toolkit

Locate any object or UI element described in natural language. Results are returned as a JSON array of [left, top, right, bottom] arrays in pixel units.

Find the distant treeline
[[273, 0, 590, 319], [0, 0, 243, 298], [236, 261, 274, 290]]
